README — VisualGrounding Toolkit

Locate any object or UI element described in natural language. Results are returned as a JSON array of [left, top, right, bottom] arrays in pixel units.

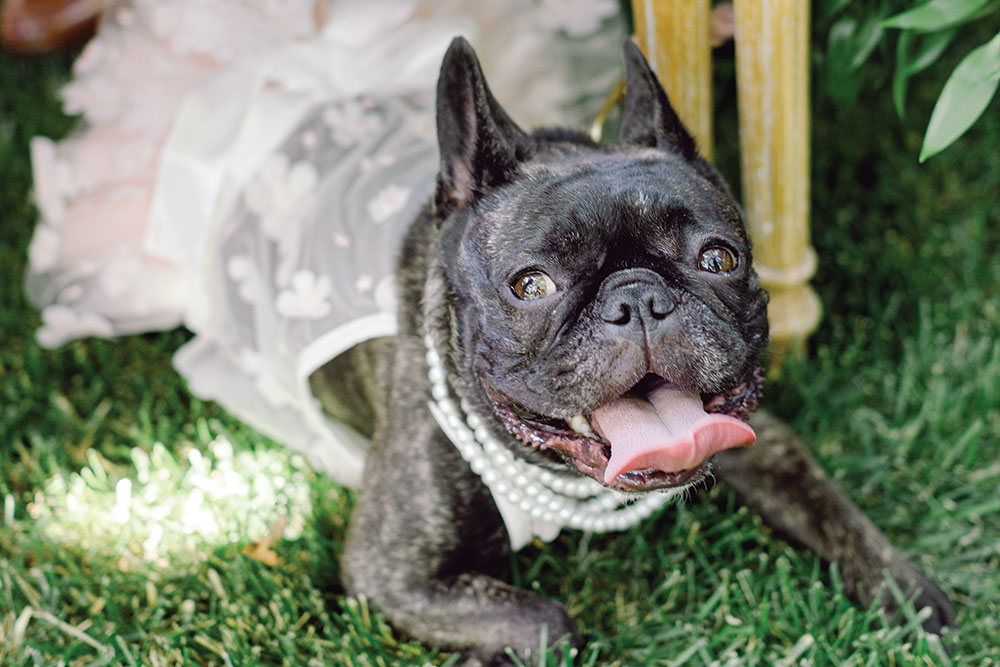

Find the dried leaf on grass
[[242, 515, 287, 567]]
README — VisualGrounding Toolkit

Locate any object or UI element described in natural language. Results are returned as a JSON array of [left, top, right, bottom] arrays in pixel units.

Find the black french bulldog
[[309, 37, 954, 664]]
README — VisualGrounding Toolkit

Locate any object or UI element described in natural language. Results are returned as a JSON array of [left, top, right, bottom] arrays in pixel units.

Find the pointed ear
[[619, 39, 697, 159], [435, 37, 528, 212]]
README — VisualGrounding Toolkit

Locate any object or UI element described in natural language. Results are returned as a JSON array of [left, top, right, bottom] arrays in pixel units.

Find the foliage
[[819, 0, 1000, 161]]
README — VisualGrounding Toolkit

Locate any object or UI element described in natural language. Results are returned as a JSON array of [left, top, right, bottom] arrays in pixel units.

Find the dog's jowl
[[310, 37, 953, 664]]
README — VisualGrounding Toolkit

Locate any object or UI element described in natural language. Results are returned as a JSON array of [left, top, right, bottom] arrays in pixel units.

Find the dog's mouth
[[485, 369, 763, 493]]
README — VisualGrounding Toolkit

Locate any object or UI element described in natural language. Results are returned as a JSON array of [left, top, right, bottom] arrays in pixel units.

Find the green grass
[[2, 25, 999, 666]]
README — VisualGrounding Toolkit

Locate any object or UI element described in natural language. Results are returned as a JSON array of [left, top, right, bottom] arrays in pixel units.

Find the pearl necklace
[[423, 334, 676, 534]]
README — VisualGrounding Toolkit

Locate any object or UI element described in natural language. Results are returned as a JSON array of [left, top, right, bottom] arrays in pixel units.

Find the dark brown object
[[1, 0, 105, 53]]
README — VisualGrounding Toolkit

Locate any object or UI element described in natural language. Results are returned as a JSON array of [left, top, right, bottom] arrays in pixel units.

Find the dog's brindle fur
[[310, 38, 953, 664]]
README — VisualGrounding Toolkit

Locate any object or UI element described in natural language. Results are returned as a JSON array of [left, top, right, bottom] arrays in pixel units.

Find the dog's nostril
[[598, 277, 676, 326], [605, 303, 631, 325], [649, 295, 675, 319], [602, 293, 676, 326]]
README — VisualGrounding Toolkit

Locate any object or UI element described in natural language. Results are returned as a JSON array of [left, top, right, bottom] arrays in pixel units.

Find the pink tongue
[[591, 384, 755, 484]]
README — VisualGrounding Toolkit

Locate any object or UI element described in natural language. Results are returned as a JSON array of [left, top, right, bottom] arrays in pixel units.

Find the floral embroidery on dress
[[275, 270, 332, 319], [359, 154, 397, 173], [354, 274, 373, 294], [245, 154, 319, 240], [322, 99, 382, 147], [366, 184, 411, 224], [226, 254, 266, 305]]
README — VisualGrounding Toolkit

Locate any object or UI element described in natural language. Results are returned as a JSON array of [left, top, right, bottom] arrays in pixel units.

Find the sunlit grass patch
[[16, 437, 312, 571]]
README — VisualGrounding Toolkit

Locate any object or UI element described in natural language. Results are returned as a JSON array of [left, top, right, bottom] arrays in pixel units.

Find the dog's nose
[[597, 268, 676, 326]]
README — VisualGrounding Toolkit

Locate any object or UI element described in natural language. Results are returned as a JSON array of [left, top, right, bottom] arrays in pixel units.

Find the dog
[[309, 37, 954, 664]]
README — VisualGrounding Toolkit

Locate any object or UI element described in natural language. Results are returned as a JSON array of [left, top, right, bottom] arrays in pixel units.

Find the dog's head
[[430, 38, 768, 492]]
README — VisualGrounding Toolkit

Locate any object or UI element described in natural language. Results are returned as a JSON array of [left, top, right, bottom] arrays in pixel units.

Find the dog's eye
[[698, 246, 739, 274], [511, 271, 557, 300]]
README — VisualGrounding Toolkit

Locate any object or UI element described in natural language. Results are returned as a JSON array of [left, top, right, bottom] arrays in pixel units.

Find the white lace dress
[[26, 0, 624, 544]]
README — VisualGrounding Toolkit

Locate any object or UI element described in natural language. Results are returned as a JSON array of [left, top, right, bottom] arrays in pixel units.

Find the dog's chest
[[423, 334, 680, 549]]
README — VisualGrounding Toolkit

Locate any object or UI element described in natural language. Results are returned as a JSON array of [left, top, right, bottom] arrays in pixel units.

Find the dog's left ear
[[619, 39, 697, 160], [435, 37, 529, 213]]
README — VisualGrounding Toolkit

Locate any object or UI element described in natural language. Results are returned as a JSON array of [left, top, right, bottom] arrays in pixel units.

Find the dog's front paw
[[877, 565, 955, 635], [843, 557, 955, 635], [459, 597, 577, 667]]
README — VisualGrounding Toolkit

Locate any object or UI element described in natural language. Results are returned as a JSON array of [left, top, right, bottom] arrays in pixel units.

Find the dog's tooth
[[568, 415, 596, 438]]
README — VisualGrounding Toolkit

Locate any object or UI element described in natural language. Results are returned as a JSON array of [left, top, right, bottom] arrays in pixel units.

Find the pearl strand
[[423, 334, 672, 533]]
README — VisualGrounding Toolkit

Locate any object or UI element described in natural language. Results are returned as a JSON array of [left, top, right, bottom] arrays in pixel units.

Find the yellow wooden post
[[631, 0, 714, 159], [629, 1, 820, 366], [733, 1, 820, 364]]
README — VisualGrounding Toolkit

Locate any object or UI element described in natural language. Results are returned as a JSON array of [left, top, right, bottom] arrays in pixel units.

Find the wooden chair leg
[[630, 1, 820, 368], [733, 0, 821, 365], [631, 0, 714, 160]]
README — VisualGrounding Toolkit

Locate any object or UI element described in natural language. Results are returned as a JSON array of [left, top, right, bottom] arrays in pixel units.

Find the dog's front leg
[[712, 410, 954, 633], [342, 397, 575, 665]]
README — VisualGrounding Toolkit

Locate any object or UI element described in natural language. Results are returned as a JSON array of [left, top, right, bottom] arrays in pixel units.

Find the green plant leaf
[[883, 0, 993, 31], [851, 14, 886, 68], [908, 28, 959, 73], [893, 28, 958, 117], [819, 0, 854, 21], [920, 30, 1000, 161], [827, 17, 863, 105], [826, 12, 886, 106]]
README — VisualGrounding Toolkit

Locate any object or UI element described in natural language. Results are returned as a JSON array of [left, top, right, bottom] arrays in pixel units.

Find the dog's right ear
[[435, 37, 528, 214], [619, 39, 697, 160]]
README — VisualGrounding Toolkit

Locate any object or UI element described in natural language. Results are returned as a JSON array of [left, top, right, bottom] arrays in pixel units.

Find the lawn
[[1, 19, 998, 667]]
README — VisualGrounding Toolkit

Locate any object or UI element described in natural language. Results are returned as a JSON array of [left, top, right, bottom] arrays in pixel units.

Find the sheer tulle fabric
[[26, 0, 623, 542]]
